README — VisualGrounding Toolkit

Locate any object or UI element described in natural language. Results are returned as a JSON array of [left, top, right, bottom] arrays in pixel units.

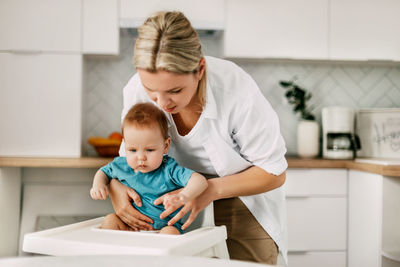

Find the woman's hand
[[153, 181, 218, 230], [108, 179, 154, 231]]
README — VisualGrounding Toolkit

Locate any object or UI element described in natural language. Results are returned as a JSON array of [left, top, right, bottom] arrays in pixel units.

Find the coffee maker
[[322, 107, 360, 159]]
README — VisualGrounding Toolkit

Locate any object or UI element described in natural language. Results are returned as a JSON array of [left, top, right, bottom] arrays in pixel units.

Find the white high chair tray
[[23, 217, 227, 257]]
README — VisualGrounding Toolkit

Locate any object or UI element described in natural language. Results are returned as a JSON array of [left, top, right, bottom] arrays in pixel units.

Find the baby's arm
[[90, 169, 110, 200], [163, 173, 208, 209]]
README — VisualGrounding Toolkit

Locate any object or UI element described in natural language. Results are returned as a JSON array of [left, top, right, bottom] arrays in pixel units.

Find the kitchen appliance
[[322, 107, 360, 159], [356, 108, 400, 159]]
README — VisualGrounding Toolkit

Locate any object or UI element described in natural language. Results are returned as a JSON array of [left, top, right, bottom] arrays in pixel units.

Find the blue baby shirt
[[100, 155, 194, 233]]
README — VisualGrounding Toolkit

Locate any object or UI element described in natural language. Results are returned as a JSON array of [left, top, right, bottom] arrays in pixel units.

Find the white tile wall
[[83, 29, 400, 156]]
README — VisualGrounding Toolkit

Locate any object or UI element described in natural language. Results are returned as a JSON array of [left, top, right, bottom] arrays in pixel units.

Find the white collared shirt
[[119, 56, 288, 263]]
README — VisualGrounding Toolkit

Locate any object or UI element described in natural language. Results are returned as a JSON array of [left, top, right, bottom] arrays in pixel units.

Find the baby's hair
[[122, 102, 169, 139]]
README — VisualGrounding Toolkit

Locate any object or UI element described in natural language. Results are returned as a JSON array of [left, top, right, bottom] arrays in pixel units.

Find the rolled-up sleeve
[[231, 74, 288, 176]]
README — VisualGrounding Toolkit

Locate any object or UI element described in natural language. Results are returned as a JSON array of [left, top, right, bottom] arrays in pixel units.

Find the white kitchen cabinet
[[0, 53, 82, 157], [382, 176, 400, 267], [348, 170, 382, 267], [83, 0, 119, 55], [223, 0, 329, 59], [285, 169, 347, 267], [287, 197, 347, 251], [0, 168, 21, 257], [285, 169, 347, 196], [330, 0, 400, 61], [119, 0, 224, 30], [0, 0, 81, 52], [288, 251, 347, 267], [348, 170, 400, 267]]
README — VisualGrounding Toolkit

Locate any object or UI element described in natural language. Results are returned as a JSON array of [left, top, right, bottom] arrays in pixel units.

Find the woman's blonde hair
[[134, 11, 207, 107]]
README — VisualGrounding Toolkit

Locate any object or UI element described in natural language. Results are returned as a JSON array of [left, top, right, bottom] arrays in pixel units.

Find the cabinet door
[[120, 0, 224, 30], [83, 0, 119, 55], [0, 0, 81, 52], [0, 53, 82, 157], [224, 0, 329, 59], [287, 197, 347, 251], [330, 0, 400, 61], [348, 170, 382, 267]]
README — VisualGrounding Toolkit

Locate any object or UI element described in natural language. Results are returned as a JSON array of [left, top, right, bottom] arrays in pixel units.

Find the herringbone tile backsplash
[[83, 29, 400, 156]]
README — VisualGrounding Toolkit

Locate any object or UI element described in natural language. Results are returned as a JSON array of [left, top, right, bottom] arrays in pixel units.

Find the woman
[[110, 11, 288, 265]]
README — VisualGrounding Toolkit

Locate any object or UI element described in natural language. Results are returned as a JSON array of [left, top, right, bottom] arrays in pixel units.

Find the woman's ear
[[196, 57, 206, 80], [164, 137, 171, 153]]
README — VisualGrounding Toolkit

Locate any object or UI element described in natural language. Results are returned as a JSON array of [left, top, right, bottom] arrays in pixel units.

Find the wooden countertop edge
[[0, 157, 399, 177], [287, 157, 400, 176], [0, 157, 113, 168]]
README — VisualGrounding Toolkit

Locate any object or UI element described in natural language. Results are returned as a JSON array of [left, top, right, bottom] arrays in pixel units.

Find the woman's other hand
[[154, 182, 218, 230], [108, 179, 154, 231]]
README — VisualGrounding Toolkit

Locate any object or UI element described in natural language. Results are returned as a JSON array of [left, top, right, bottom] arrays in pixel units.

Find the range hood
[[120, 18, 224, 37]]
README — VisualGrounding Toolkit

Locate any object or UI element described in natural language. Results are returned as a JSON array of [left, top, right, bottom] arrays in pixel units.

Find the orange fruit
[[108, 132, 123, 141]]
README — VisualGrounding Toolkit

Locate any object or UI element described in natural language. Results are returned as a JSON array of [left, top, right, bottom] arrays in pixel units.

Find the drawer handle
[[9, 50, 42, 54], [286, 195, 311, 198], [288, 250, 310, 254]]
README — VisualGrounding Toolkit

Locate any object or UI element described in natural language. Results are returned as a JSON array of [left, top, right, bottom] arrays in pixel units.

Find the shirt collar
[[202, 78, 218, 119]]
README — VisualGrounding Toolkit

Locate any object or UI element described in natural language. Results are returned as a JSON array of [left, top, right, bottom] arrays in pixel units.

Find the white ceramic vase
[[297, 120, 320, 158]]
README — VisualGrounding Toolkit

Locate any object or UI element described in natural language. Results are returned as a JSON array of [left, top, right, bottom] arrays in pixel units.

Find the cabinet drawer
[[288, 251, 346, 267], [286, 169, 347, 196], [287, 197, 347, 251]]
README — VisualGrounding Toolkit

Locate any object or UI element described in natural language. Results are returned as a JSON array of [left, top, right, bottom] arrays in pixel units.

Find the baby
[[90, 102, 208, 234]]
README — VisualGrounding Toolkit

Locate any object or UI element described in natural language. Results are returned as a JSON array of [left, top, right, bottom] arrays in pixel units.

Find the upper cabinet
[[0, 0, 119, 55], [82, 0, 119, 55], [224, 0, 329, 60], [0, 53, 82, 157], [0, 0, 81, 52], [224, 0, 400, 61], [330, 0, 400, 61], [119, 0, 225, 30]]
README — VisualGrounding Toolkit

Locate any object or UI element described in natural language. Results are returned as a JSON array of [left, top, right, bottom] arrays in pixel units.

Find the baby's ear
[[164, 137, 171, 153]]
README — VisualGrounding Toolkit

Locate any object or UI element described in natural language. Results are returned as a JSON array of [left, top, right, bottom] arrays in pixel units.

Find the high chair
[[23, 203, 229, 259]]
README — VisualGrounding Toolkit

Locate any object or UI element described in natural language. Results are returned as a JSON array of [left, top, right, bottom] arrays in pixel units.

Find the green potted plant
[[279, 78, 319, 158], [279, 78, 315, 120]]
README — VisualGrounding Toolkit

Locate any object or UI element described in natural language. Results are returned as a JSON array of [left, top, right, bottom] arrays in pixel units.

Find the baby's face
[[124, 124, 170, 173]]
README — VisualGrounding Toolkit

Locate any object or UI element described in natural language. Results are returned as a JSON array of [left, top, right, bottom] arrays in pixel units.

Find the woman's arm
[[156, 166, 285, 229], [210, 166, 286, 199]]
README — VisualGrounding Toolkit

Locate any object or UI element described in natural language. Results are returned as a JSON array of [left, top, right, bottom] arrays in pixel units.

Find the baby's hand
[[90, 184, 109, 200], [163, 193, 187, 210]]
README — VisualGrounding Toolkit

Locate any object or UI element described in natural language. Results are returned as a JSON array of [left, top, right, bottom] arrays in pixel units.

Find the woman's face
[[137, 61, 204, 114]]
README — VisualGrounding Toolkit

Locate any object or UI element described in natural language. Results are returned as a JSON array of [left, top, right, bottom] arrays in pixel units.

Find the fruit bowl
[[88, 132, 123, 157]]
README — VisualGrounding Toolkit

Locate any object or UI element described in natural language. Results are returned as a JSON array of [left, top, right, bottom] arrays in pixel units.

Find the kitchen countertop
[[0, 156, 399, 177]]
